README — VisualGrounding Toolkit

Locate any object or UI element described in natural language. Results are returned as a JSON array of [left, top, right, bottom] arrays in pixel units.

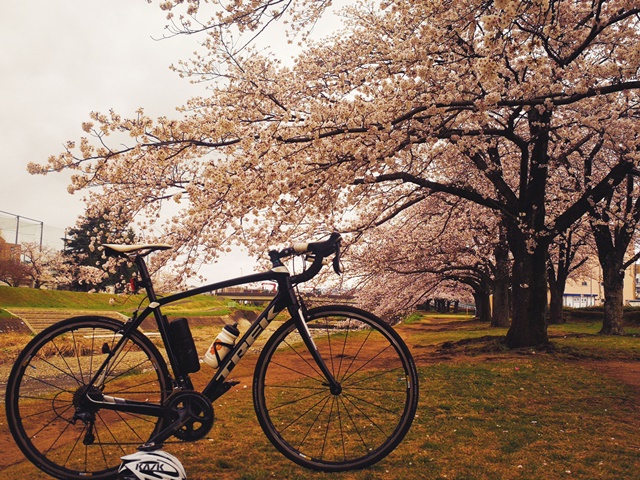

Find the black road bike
[[6, 233, 419, 479]]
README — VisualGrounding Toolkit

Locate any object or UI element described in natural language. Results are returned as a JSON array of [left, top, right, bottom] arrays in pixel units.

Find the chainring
[[165, 390, 214, 442]]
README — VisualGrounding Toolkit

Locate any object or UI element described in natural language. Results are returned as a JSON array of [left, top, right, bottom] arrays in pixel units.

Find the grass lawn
[[0, 312, 638, 479], [0, 285, 244, 317]]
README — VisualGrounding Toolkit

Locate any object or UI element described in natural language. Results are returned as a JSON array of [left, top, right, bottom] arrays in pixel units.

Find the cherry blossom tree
[[547, 219, 590, 324], [589, 174, 640, 334], [0, 259, 29, 287], [30, 0, 640, 347], [346, 196, 499, 323], [20, 242, 70, 289]]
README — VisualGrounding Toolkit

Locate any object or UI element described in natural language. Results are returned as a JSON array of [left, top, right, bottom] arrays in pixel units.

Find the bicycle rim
[[5, 316, 170, 479], [253, 305, 418, 471]]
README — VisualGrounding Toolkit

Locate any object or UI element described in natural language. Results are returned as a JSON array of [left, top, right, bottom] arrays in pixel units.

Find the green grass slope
[[0, 285, 236, 317]]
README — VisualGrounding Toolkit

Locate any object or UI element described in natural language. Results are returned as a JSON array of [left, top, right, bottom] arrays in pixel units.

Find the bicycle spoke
[[278, 393, 332, 434], [334, 319, 353, 382], [115, 409, 153, 442], [47, 340, 85, 388], [91, 418, 111, 471], [95, 410, 129, 455], [7, 317, 169, 479], [19, 402, 67, 421], [280, 339, 325, 379], [89, 331, 96, 386], [341, 392, 393, 437], [265, 387, 330, 412], [71, 330, 85, 384], [26, 410, 70, 449], [319, 396, 337, 460], [255, 306, 418, 471], [102, 340, 135, 384], [264, 359, 326, 385], [343, 367, 405, 390], [296, 394, 332, 451], [29, 355, 84, 387], [338, 394, 371, 453], [62, 423, 87, 470], [338, 328, 374, 382]]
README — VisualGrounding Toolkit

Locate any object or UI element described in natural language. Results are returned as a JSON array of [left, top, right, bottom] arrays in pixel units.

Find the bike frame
[[87, 253, 337, 418]]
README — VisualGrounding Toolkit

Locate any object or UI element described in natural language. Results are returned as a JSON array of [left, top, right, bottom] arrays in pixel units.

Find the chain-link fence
[[0, 210, 66, 250]]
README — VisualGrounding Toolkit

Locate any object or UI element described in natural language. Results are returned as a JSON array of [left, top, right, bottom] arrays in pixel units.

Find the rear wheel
[[5, 316, 170, 479], [253, 305, 418, 471]]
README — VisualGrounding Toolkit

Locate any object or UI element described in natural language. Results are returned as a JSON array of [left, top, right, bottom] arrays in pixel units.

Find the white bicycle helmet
[[118, 450, 187, 480]]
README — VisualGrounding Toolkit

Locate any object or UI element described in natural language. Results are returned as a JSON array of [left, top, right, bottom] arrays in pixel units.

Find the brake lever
[[304, 252, 341, 274]]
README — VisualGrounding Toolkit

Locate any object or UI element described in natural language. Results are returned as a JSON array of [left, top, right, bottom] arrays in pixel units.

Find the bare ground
[[1, 314, 639, 474]]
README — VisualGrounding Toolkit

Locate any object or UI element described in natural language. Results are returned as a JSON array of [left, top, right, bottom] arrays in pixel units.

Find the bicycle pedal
[[210, 381, 240, 401]]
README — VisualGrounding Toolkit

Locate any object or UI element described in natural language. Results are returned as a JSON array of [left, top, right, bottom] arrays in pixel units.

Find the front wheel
[[5, 316, 171, 480], [253, 305, 418, 472]]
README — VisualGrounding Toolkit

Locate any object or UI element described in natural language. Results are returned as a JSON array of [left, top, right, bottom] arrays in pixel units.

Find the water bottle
[[203, 323, 240, 368]]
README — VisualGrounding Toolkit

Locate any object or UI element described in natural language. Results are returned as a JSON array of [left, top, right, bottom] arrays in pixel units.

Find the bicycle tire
[[253, 305, 418, 471], [5, 316, 171, 480]]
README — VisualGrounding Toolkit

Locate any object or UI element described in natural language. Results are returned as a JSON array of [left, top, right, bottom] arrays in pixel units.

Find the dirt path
[[588, 360, 640, 393], [401, 317, 640, 394], [2, 316, 638, 475]]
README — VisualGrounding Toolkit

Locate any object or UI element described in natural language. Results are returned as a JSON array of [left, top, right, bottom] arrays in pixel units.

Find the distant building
[[563, 261, 639, 308], [7, 242, 21, 261], [0, 237, 21, 262]]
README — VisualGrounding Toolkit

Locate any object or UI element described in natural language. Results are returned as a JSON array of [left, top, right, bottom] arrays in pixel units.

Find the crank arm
[[138, 410, 191, 450]]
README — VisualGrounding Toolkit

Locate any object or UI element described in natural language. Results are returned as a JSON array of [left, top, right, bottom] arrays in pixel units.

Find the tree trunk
[[548, 282, 566, 324], [473, 291, 491, 323], [492, 237, 511, 328], [600, 261, 626, 335], [505, 243, 549, 348], [504, 107, 551, 347], [547, 262, 567, 325], [590, 217, 628, 336], [438, 299, 448, 313], [492, 275, 511, 328]]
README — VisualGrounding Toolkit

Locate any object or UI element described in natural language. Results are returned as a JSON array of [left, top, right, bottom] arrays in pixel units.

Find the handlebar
[[269, 232, 342, 284]]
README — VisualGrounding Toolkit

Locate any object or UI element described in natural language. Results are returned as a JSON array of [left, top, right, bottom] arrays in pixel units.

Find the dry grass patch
[[1, 314, 639, 479]]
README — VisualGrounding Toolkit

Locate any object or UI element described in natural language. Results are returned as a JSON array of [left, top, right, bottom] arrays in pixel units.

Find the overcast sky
[[1, 1, 198, 234], [0, 1, 242, 280], [0, 1, 341, 282]]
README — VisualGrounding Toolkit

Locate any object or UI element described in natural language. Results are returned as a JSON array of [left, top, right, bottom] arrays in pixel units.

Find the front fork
[[289, 295, 342, 395]]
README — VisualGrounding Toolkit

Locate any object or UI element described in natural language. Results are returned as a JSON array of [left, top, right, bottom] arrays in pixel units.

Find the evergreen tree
[[63, 210, 136, 292]]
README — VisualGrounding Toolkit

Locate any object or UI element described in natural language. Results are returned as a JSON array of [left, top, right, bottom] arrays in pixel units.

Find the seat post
[[133, 255, 158, 302]]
